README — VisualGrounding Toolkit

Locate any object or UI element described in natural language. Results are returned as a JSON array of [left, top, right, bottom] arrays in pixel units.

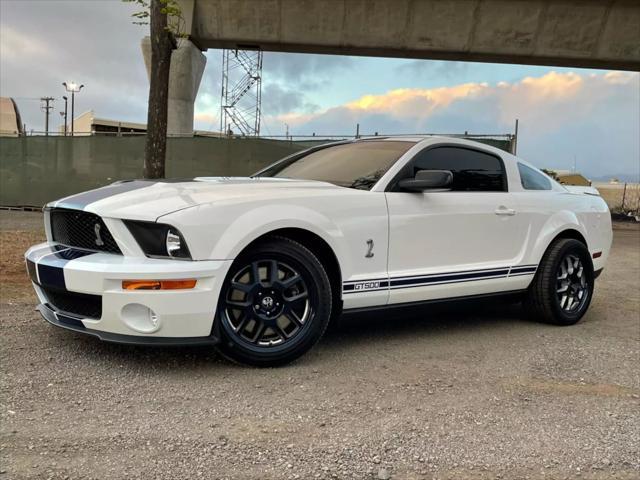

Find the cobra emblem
[[365, 239, 374, 258], [94, 223, 105, 247]]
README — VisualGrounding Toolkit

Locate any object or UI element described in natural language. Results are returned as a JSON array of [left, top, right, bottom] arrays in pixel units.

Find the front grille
[[50, 208, 121, 254], [41, 287, 102, 319]]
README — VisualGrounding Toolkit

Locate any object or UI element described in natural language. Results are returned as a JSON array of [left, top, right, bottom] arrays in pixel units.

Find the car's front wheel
[[215, 236, 332, 366], [524, 238, 594, 325]]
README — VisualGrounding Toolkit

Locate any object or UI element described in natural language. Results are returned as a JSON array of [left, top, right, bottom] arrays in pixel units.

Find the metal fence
[[593, 182, 640, 215]]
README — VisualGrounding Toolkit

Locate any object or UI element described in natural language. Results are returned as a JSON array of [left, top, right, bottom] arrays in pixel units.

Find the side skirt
[[341, 290, 526, 316]]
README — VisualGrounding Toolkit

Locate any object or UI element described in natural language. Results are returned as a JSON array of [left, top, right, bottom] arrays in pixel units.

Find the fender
[[160, 203, 351, 276], [211, 204, 348, 267]]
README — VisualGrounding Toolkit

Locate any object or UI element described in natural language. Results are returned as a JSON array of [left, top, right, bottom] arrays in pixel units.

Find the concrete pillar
[[141, 37, 206, 136]]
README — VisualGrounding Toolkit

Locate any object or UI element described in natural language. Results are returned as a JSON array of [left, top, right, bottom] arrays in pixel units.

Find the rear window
[[518, 162, 552, 190]]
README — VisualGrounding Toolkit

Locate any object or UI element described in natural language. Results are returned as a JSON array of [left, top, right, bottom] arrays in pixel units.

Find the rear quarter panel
[[514, 191, 612, 271]]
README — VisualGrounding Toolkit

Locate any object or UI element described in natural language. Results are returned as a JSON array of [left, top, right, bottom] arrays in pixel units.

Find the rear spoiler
[[564, 185, 600, 196]]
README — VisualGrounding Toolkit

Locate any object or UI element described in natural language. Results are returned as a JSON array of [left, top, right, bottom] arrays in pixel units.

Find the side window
[[410, 147, 506, 192], [518, 162, 552, 190]]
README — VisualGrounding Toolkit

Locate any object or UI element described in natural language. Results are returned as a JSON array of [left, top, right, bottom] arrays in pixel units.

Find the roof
[[74, 110, 147, 131], [357, 135, 516, 158]]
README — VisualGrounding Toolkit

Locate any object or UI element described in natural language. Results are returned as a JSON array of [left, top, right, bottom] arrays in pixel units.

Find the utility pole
[[40, 97, 54, 136]]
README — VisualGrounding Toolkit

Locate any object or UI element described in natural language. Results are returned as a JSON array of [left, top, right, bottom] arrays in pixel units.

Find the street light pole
[[60, 95, 68, 136], [71, 91, 75, 135], [62, 82, 84, 136]]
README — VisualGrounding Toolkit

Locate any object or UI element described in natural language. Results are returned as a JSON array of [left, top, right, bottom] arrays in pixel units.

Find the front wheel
[[215, 236, 332, 366], [524, 238, 595, 325]]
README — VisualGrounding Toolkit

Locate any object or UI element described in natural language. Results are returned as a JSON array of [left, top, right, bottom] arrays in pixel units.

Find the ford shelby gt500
[[25, 137, 612, 366]]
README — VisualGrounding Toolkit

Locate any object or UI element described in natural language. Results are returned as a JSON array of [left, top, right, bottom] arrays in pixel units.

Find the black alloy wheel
[[555, 253, 589, 313], [524, 238, 594, 325], [215, 236, 332, 366], [223, 259, 311, 347]]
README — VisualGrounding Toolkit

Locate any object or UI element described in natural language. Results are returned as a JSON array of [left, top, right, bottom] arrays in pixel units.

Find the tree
[[125, 0, 184, 179], [541, 168, 559, 181]]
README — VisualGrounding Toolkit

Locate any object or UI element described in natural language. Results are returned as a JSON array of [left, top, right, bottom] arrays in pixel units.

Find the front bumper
[[37, 303, 219, 345], [26, 243, 232, 343]]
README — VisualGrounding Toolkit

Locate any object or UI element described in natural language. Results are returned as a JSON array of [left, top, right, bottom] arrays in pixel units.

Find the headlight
[[165, 229, 183, 257], [124, 220, 191, 259]]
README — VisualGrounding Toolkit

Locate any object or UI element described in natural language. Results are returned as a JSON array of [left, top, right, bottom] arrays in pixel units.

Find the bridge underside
[[181, 0, 640, 71]]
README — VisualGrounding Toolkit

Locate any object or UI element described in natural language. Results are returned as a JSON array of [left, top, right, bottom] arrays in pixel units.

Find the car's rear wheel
[[215, 236, 332, 366], [524, 238, 594, 325]]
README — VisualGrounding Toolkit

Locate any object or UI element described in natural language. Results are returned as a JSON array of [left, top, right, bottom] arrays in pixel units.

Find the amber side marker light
[[123, 279, 197, 290]]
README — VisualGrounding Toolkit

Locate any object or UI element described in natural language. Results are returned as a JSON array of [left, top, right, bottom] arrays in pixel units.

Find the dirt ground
[[1, 211, 638, 480]]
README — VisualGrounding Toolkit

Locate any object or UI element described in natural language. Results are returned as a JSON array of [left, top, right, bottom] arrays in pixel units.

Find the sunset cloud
[[263, 71, 639, 178]]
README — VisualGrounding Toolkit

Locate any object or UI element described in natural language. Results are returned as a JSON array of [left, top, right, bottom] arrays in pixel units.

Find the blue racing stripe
[[390, 269, 509, 287], [509, 266, 537, 275], [37, 263, 66, 289], [343, 264, 538, 294], [53, 180, 155, 210], [35, 248, 95, 289]]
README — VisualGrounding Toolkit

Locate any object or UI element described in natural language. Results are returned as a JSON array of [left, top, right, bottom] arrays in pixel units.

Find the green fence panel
[[0, 136, 512, 207], [0, 137, 308, 207]]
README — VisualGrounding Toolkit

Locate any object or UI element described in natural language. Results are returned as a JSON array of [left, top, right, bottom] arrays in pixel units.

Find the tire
[[524, 238, 594, 325], [215, 236, 332, 366]]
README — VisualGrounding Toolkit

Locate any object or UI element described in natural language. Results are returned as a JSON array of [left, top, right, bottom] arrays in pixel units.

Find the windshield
[[257, 141, 416, 190]]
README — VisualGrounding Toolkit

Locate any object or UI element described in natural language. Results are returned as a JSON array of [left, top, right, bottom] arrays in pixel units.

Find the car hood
[[49, 177, 344, 221]]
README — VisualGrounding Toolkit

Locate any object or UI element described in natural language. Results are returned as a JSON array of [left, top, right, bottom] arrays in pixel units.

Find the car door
[[385, 145, 529, 305]]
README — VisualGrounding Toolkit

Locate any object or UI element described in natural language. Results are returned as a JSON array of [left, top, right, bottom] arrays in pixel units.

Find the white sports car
[[25, 136, 612, 366]]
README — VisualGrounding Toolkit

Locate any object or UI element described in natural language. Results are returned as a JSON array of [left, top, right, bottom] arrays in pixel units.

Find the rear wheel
[[215, 236, 332, 366], [524, 238, 594, 325]]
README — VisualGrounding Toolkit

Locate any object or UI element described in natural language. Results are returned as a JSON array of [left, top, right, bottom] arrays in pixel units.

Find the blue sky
[[1, 0, 639, 180]]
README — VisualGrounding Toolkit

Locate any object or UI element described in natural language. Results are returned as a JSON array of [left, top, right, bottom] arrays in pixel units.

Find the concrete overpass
[[155, 0, 640, 134], [181, 0, 639, 71]]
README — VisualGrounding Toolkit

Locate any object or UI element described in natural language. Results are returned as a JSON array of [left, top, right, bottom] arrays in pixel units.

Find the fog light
[[121, 303, 160, 333]]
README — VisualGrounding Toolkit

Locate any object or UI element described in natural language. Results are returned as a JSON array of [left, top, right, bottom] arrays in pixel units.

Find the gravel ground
[[1, 211, 638, 480]]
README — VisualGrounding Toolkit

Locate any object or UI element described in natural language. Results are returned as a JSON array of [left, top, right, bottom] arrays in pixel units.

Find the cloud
[[0, 25, 52, 61], [194, 112, 217, 129], [261, 83, 319, 116], [263, 52, 353, 90], [263, 71, 639, 177]]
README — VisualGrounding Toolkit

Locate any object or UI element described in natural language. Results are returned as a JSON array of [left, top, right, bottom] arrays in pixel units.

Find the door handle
[[495, 206, 516, 216]]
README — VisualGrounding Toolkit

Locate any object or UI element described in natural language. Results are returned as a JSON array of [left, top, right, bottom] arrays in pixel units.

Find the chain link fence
[[594, 182, 640, 217]]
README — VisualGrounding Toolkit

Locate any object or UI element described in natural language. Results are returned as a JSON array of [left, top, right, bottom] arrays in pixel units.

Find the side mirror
[[398, 170, 453, 192]]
